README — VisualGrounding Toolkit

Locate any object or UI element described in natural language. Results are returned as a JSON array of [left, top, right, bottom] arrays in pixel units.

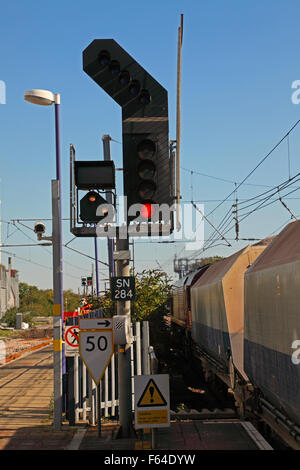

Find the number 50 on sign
[[79, 330, 113, 385]]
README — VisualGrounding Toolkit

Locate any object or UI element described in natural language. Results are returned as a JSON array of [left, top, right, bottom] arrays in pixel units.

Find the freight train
[[169, 220, 300, 449]]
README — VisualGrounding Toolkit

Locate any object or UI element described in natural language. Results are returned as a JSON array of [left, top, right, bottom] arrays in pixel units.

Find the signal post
[[69, 38, 173, 438], [113, 238, 132, 437]]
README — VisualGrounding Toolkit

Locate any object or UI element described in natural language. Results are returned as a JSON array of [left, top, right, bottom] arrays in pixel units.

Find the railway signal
[[79, 191, 108, 224], [83, 39, 172, 228], [73, 159, 115, 228]]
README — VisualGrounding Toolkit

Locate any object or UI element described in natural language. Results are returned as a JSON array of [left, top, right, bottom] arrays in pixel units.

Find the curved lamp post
[[24, 89, 63, 431]]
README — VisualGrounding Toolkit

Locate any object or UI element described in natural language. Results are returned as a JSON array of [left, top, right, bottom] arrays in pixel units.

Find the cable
[[0, 249, 79, 280], [206, 119, 300, 218], [12, 221, 100, 275], [207, 183, 300, 249], [181, 166, 272, 187], [198, 171, 300, 256], [64, 245, 109, 268]]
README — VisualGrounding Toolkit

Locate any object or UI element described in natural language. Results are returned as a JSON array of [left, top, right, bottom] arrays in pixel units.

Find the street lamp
[[24, 89, 63, 431], [24, 90, 62, 181]]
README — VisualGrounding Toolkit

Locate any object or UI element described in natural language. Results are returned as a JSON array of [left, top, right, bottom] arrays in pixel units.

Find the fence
[[65, 317, 157, 425]]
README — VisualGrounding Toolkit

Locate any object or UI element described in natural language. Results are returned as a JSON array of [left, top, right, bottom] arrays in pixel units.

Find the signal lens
[[119, 70, 130, 86], [129, 80, 141, 96], [139, 89, 151, 105], [98, 50, 110, 66], [87, 191, 97, 203], [138, 181, 156, 200], [138, 160, 156, 179], [137, 139, 156, 160], [109, 60, 120, 76], [140, 203, 155, 219]]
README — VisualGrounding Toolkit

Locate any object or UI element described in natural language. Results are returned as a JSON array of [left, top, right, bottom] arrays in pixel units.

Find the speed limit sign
[[79, 318, 113, 385]]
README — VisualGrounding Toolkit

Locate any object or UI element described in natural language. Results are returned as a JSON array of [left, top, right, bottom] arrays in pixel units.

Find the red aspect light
[[140, 203, 155, 219]]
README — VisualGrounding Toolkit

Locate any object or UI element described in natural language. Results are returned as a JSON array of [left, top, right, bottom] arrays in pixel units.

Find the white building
[[0, 257, 19, 318]]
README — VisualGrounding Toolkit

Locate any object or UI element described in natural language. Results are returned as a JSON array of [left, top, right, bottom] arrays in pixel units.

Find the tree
[[131, 269, 172, 323], [93, 269, 173, 322], [17, 282, 81, 316]]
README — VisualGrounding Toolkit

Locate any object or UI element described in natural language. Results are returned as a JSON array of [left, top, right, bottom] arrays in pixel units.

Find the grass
[[0, 330, 18, 338], [41, 394, 54, 424]]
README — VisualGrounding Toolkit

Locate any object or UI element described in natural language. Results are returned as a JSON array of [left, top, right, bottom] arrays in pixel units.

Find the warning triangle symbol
[[137, 379, 167, 407]]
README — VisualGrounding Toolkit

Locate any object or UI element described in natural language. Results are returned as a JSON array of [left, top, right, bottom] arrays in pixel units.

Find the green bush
[[1, 308, 18, 327], [1, 308, 35, 328]]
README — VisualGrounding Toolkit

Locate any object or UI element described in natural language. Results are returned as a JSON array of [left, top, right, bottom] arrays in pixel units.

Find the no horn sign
[[64, 326, 79, 356], [111, 276, 135, 301]]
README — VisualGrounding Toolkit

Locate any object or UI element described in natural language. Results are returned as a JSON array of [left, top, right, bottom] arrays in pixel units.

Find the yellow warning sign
[[137, 379, 167, 407], [137, 409, 168, 425]]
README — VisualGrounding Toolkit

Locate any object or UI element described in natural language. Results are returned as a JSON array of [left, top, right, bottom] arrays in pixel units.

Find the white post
[[74, 354, 79, 422], [142, 321, 150, 375], [111, 354, 116, 416], [136, 322, 142, 376]]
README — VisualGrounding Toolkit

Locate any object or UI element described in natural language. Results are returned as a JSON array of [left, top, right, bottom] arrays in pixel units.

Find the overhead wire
[[187, 175, 300, 260], [192, 154, 300, 258], [206, 182, 300, 250], [2, 219, 108, 279], [205, 119, 300, 219], [181, 166, 272, 188]]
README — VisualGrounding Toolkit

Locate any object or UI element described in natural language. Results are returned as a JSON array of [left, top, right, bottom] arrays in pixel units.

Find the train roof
[[172, 264, 212, 289], [191, 245, 266, 288], [172, 277, 186, 289], [252, 236, 275, 246], [246, 220, 300, 273]]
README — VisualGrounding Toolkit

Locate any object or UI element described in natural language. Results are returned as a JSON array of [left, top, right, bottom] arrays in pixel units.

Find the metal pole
[[176, 15, 183, 232], [116, 236, 132, 437], [141, 321, 154, 447], [102, 135, 131, 435], [132, 240, 135, 274], [54, 98, 64, 362], [94, 239, 100, 296], [74, 353, 79, 422], [97, 381, 101, 437], [82, 362, 87, 421], [52, 179, 63, 430], [67, 356, 75, 426], [102, 135, 115, 278], [54, 97, 65, 421], [93, 237, 101, 435]]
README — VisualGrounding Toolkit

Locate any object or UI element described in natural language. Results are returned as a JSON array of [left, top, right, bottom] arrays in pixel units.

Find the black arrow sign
[[96, 320, 111, 328]]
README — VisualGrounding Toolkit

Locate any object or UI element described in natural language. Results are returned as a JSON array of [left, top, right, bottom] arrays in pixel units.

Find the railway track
[[165, 353, 290, 449], [167, 352, 237, 421]]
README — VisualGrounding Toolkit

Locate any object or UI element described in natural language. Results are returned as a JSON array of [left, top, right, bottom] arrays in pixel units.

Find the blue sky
[[1, 0, 300, 292]]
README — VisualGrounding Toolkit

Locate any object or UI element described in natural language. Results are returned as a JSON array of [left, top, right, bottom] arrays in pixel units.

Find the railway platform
[[71, 419, 273, 451], [0, 419, 272, 451], [0, 344, 273, 452]]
